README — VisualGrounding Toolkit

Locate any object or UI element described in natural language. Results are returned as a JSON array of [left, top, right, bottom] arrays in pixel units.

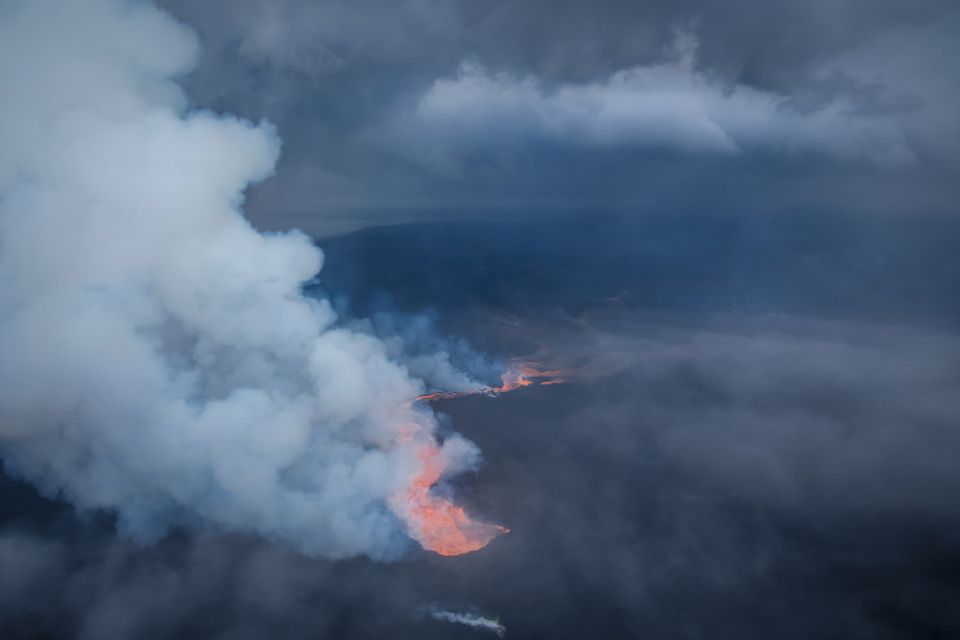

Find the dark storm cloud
[[158, 0, 960, 231]]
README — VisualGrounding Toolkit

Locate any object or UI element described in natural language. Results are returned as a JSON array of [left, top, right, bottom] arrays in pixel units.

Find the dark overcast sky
[[159, 0, 960, 234]]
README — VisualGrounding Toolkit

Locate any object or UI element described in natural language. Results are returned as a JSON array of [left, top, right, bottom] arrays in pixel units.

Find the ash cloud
[[0, 0, 486, 560]]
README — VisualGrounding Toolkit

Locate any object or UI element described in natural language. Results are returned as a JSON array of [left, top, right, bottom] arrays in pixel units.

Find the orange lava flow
[[492, 364, 570, 392], [396, 446, 508, 556], [399, 359, 572, 553], [415, 361, 569, 403], [414, 390, 473, 402]]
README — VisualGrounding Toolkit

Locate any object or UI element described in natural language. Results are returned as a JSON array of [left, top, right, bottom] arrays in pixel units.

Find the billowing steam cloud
[[0, 0, 499, 559]]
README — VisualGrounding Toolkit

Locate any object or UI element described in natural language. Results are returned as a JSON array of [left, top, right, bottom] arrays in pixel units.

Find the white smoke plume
[[428, 605, 507, 637], [0, 0, 484, 559]]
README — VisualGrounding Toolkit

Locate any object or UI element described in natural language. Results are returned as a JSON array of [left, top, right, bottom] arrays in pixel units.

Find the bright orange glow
[[415, 360, 570, 403], [414, 390, 472, 402], [396, 445, 508, 556], [398, 358, 574, 554], [492, 363, 569, 392]]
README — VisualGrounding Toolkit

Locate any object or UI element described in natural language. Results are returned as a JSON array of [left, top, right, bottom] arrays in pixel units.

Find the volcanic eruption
[[416, 359, 570, 403], [0, 0, 505, 561], [394, 445, 508, 556]]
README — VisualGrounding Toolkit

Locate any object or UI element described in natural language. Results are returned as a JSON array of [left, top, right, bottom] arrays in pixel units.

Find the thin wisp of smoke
[[428, 605, 507, 637]]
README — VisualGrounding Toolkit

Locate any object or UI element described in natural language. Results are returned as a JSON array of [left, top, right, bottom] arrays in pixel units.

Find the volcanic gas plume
[[0, 0, 503, 559]]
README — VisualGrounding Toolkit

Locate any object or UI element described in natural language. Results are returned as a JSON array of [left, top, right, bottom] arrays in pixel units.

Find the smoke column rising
[[0, 0, 499, 559]]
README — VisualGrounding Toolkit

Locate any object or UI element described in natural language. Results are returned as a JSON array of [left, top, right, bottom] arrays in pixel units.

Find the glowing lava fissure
[[396, 359, 570, 555], [415, 360, 569, 403], [394, 445, 508, 556]]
